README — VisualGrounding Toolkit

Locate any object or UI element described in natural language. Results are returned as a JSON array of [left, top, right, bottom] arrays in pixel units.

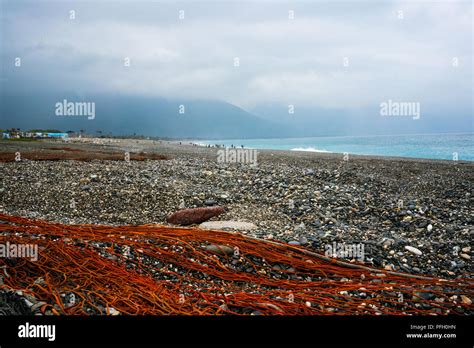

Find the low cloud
[[2, 0, 472, 112]]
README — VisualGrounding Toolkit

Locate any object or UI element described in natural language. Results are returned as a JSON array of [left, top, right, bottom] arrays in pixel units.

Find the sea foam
[[290, 147, 330, 153]]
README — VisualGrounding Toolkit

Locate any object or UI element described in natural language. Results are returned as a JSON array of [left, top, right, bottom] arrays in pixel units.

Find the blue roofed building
[[45, 133, 68, 139]]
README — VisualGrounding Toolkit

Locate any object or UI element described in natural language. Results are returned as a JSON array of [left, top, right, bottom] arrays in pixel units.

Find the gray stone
[[204, 199, 217, 206], [299, 236, 308, 245], [203, 244, 234, 256]]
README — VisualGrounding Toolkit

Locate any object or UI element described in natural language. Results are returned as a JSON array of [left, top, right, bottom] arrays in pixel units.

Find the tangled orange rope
[[0, 213, 472, 315]]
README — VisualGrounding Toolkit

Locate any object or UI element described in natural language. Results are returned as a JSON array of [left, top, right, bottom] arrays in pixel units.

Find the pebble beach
[[0, 138, 472, 280]]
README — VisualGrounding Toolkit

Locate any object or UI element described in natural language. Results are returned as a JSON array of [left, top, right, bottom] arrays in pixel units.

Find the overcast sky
[[1, 0, 472, 113]]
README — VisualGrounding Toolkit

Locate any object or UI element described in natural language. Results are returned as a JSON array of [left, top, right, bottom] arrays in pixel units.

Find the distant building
[[45, 133, 68, 139], [1, 131, 68, 140]]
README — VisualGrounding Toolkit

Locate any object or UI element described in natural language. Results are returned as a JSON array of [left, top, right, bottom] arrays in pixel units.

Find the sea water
[[199, 133, 474, 161]]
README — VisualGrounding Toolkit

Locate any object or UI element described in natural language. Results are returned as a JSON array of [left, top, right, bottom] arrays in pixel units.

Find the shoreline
[[2, 137, 473, 163], [190, 132, 474, 162]]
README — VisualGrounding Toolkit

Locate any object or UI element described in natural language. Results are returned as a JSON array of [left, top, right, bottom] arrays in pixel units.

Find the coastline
[[194, 132, 474, 162]]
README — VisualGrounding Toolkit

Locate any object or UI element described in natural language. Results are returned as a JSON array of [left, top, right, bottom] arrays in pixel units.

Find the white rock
[[219, 304, 229, 311], [460, 295, 472, 305], [199, 221, 257, 231], [23, 298, 34, 307], [405, 246, 422, 256], [427, 224, 433, 232], [108, 307, 120, 316]]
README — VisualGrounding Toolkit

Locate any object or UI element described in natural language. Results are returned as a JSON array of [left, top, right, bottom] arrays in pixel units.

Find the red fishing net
[[0, 214, 472, 315]]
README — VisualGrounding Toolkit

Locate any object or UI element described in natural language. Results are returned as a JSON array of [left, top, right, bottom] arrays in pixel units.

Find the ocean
[[198, 133, 474, 161]]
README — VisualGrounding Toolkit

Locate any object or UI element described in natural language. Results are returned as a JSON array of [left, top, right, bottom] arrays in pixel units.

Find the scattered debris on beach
[[167, 206, 227, 225], [0, 147, 168, 162]]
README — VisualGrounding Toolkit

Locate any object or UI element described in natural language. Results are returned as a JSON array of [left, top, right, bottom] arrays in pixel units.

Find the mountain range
[[1, 93, 471, 139]]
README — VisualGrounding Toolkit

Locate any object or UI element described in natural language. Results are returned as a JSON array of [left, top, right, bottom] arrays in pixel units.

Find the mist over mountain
[[0, 93, 290, 139], [250, 104, 473, 137], [1, 92, 472, 139]]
